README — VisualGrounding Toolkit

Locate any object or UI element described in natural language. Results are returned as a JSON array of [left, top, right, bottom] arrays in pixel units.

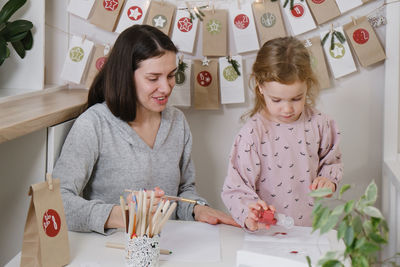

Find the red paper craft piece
[[273, 232, 287, 236], [258, 209, 277, 225], [290, 251, 298, 254]]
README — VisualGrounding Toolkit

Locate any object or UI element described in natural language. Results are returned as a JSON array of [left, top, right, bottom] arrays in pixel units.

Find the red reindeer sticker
[[43, 209, 61, 237], [197, 71, 212, 87]]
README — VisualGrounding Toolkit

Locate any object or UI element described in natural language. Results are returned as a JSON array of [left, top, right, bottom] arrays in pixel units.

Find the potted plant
[[308, 181, 400, 267], [0, 0, 33, 66]]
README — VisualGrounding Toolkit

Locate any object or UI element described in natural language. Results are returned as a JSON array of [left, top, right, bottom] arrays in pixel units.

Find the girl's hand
[[310, 176, 336, 197], [193, 205, 240, 227], [244, 200, 275, 231], [126, 187, 165, 213]]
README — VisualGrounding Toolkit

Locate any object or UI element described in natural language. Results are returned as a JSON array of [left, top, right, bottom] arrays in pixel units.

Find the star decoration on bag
[[128, 7, 142, 20], [104, 0, 119, 11], [202, 56, 210, 66], [153, 15, 167, 28], [178, 17, 193, 32]]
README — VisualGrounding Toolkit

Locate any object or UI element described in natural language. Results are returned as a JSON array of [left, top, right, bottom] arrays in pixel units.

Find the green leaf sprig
[[181, 5, 207, 22], [321, 30, 346, 51], [282, 0, 305, 10], [177, 58, 188, 73], [226, 56, 241, 76]]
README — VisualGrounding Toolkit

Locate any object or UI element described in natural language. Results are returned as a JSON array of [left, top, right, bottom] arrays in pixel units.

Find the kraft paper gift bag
[[193, 59, 220, 110], [252, 1, 287, 46], [343, 16, 386, 67], [281, 0, 316, 36], [67, 0, 95, 19], [304, 37, 331, 89], [21, 174, 70, 267], [171, 8, 199, 54], [89, 0, 125, 32], [169, 58, 192, 107], [306, 0, 340, 25], [202, 9, 228, 57], [219, 56, 245, 104], [84, 44, 110, 89], [144, 1, 176, 36], [229, 3, 259, 54], [115, 0, 150, 33]]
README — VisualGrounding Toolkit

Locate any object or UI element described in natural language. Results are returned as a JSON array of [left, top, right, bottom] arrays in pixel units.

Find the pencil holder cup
[[125, 234, 160, 267]]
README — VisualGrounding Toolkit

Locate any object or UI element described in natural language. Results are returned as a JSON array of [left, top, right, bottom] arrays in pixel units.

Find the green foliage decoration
[[0, 0, 33, 66], [306, 181, 400, 267]]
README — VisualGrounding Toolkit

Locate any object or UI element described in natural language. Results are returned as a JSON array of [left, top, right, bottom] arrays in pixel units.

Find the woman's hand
[[193, 205, 240, 227], [310, 176, 336, 197], [244, 200, 275, 231]]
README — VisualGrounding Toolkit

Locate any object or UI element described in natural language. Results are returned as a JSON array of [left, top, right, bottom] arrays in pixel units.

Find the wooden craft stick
[[120, 196, 127, 233], [146, 191, 155, 236], [140, 191, 147, 236], [105, 242, 172, 255], [150, 201, 165, 237], [155, 202, 177, 235], [136, 190, 143, 236], [128, 201, 135, 237]]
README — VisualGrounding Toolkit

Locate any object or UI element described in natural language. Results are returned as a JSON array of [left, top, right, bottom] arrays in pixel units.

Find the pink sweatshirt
[[221, 107, 343, 227]]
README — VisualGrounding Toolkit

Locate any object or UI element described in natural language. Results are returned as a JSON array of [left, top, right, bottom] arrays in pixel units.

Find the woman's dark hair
[[87, 25, 178, 122]]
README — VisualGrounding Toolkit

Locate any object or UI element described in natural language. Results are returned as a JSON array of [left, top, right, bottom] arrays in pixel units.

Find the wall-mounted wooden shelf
[[0, 88, 88, 144]]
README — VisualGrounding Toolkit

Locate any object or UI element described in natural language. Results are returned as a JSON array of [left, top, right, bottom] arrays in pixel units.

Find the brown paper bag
[[306, 0, 340, 25], [304, 37, 331, 89], [202, 10, 228, 57], [21, 174, 70, 267], [144, 1, 176, 36], [193, 59, 220, 110], [252, 1, 287, 46], [84, 44, 109, 89], [343, 16, 386, 67], [89, 0, 125, 32]]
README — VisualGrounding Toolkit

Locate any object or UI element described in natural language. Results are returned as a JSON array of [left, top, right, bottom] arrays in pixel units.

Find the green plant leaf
[[321, 260, 343, 267], [339, 184, 351, 199], [363, 206, 384, 219], [331, 204, 345, 216], [21, 29, 32, 49], [306, 255, 312, 267], [344, 200, 355, 214], [352, 255, 369, 267], [344, 225, 354, 246], [363, 220, 373, 235], [11, 39, 24, 58], [0, 37, 6, 65], [320, 215, 339, 234], [369, 232, 387, 244], [337, 221, 347, 239], [3, 19, 32, 36], [359, 241, 380, 254], [309, 188, 333, 198], [5, 30, 27, 42], [313, 207, 330, 230], [352, 216, 363, 235], [365, 181, 377, 204], [0, 0, 27, 24]]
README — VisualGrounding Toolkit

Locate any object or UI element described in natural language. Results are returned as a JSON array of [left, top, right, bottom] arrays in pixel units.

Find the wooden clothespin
[[351, 16, 357, 25], [330, 24, 334, 34], [46, 173, 53, 191], [81, 35, 86, 44], [237, 0, 241, 10], [179, 54, 184, 64], [104, 44, 111, 56]]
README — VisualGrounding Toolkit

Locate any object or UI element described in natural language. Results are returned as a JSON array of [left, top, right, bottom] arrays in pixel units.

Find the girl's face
[[134, 51, 177, 115], [259, 80, 307, 124]]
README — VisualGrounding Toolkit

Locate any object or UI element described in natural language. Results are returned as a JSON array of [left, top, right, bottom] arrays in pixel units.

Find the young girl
[[221, 37, 343, 231]]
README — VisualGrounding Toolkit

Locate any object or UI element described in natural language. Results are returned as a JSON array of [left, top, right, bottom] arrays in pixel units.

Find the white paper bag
[[171, 9, 199, 54], [335, 0, 363, 13], [320, 27, 357, 79], [115, 0, 149, 33], [219, 56, 245, 104], [60, 36, 94, 84], [67, 0, 95, 19], [281, 0, 316, 36], [169, 59, 192, 107], [229, 3, 259, 54]]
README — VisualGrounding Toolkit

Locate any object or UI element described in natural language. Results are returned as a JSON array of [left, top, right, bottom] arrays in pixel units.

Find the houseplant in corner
[[0, 0, 33, 66], [307, 181, 400, 267]]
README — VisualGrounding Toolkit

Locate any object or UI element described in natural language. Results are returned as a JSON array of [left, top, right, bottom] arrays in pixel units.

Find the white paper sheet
[[335, 0, 363, 13], [320, 26, 357, 79], [219, 56, 245, 104], [229, 3, 259, 53], [67, 0, 95, 19], [281, 0, 316, 36], [60, 35, 94, 84], [115, 0, 149, 33], [168, 59, 192, 107], [171, 9, 199, 54], [159, 220, 221, 262]]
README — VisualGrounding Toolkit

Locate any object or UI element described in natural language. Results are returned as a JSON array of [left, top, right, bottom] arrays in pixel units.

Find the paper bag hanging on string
[[20, 174, 70, 267], [306, 0, 340, 25], [67, 0, 95, 19], [252, 1, 287, 46], [343, 16, 385, 67], [335, 0, 362, 13], [219, 56, 245, 104], [320, 26, 357, 79], [169, 58, 192, 107], [202, 9, 228, 57], [144, 1, 176, 36], [84, 44, 110, 89], [115, 0, 150, 33], [89, 0, 125, 32], [193, 59, 220, 110], [171, 8, 199, 54], [281, 0, 316, 36], [60, 35, 94, 85], [304, 37, 331, 89], [229, 3, 259, 54]]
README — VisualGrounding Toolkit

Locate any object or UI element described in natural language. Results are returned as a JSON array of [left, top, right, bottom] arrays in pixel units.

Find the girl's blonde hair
[[245, 37, 320, 119]]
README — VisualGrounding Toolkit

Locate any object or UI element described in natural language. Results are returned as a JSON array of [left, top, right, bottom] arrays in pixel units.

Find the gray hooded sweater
[[53, 103, 206, 234]]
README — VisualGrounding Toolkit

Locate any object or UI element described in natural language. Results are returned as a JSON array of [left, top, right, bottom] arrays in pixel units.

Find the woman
[[53, 25, 237, 234]]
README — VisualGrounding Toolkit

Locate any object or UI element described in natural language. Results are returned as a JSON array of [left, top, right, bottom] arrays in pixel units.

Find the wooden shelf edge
[[0, 88, 88, 144]]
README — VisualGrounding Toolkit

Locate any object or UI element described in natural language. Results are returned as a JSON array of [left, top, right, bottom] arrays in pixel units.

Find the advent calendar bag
[[20, 174, 70, 267]]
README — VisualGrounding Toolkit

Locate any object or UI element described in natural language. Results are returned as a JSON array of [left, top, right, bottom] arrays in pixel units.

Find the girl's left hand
[[310, 176, 336, 197], [193, 205, 240, 227]]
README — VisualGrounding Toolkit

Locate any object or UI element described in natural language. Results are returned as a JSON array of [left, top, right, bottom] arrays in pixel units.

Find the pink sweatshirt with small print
[[221, 107, 343, 227]]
